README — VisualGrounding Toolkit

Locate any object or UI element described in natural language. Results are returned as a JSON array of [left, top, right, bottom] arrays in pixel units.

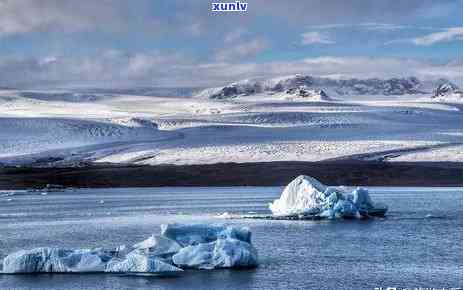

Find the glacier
[[1, 223, 258, 274], [3, 79, 463, 166], [269, 175, 387, 219]]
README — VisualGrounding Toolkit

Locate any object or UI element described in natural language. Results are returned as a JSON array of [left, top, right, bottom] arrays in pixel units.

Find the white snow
[[1, 223, 258, 274], [1, 78, 463, 165], [430, 82, 463, 102], [390, 144, 463, 162], [269, 175, 327, 216], [269, 175, 387, 218]]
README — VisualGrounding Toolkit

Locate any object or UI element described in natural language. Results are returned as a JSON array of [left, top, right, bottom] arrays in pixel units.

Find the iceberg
[[2, 247, 111, 273], [352, 187, 373, 209], [2, 223, 258, 274], [269, 175, 387, 219], [132, 235, 182, 256], [332, 199, 358, 219], [352, 187, 388, 217], [161, 223, 251, 246], [269, 175, 327, 216], [105, 252, 183, 273], [172, 238, 258, 270], [172, 242, 215, 269], [164, 223, 258, 269]]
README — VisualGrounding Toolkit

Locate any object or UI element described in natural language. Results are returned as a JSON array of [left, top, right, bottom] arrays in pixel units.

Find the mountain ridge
[[197, 75, 455, 99]]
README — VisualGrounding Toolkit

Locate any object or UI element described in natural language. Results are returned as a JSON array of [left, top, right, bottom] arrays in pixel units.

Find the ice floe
[[105, 252, 183, 273], [161, 223, 252, 246], [1, 223, 258, 274], [172, 238, 258, 270], [132, 235, 182, 256], [269, 175, 387, 219], [2, 248, 111, 273]]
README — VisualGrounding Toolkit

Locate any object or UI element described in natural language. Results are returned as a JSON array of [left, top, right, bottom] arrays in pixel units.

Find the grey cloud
[[412, 27, 463, 45], [249, 0, 452, 25], [0, 0, 133, 36], [1, 53, 463, 88], [300, 32, 335, 45], [0, 0, 454, 37], [215, 38, 268, 62], [224, 28, 248, 43]]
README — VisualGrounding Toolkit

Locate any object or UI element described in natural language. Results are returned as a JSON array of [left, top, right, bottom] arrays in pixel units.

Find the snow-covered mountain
[[285, 86, 332, 101], [4, 77, 463, 167], [431, 82, 463, 102], [198, 75, 453, 99]]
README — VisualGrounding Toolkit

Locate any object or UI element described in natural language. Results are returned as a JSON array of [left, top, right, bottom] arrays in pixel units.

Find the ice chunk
[[161, 223, 251, 246], [172, 242, 215, 269], [352, 187, 388, 217], [2, 224, 258, 274], [352, 187, 374, 209], [172, 238, 258, 270], [2, 247, 110, 273], [269, 175, 388, 219], [113, 245, 129, 257], [333, 199, 358, 219], [132, 235, 182, 256], [269, 175, 327, 216], [105, 252, 183, 273], [213, 238, 258, 268]]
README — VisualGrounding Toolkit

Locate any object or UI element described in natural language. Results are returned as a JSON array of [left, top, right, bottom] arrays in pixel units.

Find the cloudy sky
[[1, 0, 463, 88]]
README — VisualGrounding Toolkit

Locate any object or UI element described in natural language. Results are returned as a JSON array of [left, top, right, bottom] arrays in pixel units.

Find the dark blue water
[[1, 187, 462, 290]]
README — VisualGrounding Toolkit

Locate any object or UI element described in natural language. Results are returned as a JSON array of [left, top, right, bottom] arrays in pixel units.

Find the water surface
[[1, 187, 462, 290]]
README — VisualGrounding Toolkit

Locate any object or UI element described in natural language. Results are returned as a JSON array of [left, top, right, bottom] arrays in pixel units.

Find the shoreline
[[2, 161, 463, 189]]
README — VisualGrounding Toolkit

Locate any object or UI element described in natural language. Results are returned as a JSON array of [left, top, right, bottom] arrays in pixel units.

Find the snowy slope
[[2, 78, 463, 166]]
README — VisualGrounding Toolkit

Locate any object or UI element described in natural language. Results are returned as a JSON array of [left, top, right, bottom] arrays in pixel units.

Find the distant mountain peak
[[433, 82, 461, 97], [198, 75, 448, 99], [431, 82, 463, 101], [285, 86, 332, 101]]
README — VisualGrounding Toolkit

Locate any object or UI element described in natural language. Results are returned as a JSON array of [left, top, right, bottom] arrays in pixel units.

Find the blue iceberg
[[2, 223, 258, 274], [269, 175, 388, 219]]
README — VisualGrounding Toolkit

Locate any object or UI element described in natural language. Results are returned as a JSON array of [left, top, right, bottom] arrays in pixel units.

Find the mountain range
[[197, 75, 457, 99]]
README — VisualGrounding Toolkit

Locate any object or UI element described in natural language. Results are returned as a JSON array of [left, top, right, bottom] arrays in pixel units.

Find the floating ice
[[161, 223, 251, 246], [2, 223, 258, 274], [2, 247, 110, 273], [132, 235, 182, 256], [352, 187, 373, 209], [172, 238, 258, 269], [269, 175, 387, 219], [269, 175, 327, 216], [105, 252, 183, 273], [165, 224, 257, 269], [172, 242, 214, 269]]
